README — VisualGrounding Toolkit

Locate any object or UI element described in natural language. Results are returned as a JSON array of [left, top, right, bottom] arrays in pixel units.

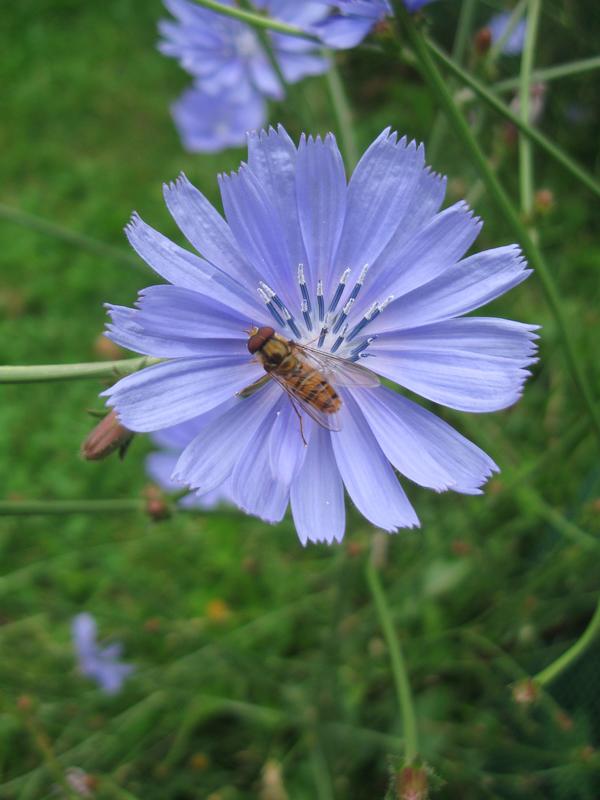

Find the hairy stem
[[0, 356, 160, 384], [366, 556, 419, 763], [535, 598, 600, 687]]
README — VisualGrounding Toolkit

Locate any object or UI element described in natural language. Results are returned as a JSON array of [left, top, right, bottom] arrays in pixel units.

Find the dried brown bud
[[81, 410, 133, 461], [144, 485, 171, 521], [93, 334, 124, 360], [534, 188, 554, 214], [396, 766, 429, 800], [474, 27, 492, 55], [512, 678, 539, 706]]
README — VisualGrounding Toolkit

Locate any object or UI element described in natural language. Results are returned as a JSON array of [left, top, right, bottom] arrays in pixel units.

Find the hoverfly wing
[[268, 372, 342, 432], [292, 342, 380, 389]]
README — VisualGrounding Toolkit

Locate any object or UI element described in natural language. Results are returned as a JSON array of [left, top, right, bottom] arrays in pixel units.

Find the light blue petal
[[332, 131, 425, 290], [290, 425, 345, 545], [368, 245, 532, 334], [163, 173, 259, 290], [219, 165, 296, 308], [247, 125, 308, 274], [103, 356, 262, 431], [331, 391, 419, 531], [268, 400, 311, 485], [173, 382, 280, 493], [296, 133, 347, 290], [359, 386, 498, 493]]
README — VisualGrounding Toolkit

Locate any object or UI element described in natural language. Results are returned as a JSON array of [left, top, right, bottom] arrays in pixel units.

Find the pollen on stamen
[[301, 299, 313, 331], [348, 263, 370, 302], [258, 287, 286, 327], [297, 263, 312, 314]]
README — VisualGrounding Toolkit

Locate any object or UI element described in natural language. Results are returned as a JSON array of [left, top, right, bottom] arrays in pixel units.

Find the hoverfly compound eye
[[247, 326, 275, 354]]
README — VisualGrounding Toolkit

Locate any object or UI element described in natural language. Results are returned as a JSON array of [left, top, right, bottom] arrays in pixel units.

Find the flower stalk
[[518, 0, 541, 217], [535, 598, 600, 687], [391, 1, 600, 448], [366, 556, 419, 764], [324, 59, 360, 170], [190, 0, 318, 40], [0, 356, 160, 384]]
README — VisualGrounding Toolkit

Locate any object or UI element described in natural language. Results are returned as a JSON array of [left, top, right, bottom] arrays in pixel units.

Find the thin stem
[[324, 58, 359, 170], [366, 557, 419, 764], [0, 499, 144, 516], [535, 598, 600, 687], [392, 4, 600, 449], [425, 37, 600, 201], [0, 203, 142, 270], [190, 0, 318, 41], [494, 55, 600, 92], [0, 356, 159, 384], [518, 0, 541, 216], [428, 0, 477, 162]]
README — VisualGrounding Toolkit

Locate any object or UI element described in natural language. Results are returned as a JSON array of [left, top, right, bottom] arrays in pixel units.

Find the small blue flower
[[159, 0, 330, 102], [172, 85, 266, 153], [104, 126, 537, 545], [72, 613, 134, 695], [488, 11, 527, 56], [147, 420, 234, 509], [315, 0, 436, 49]]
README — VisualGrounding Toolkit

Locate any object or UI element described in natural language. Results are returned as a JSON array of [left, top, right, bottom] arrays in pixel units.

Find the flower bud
[[512, 678, 539, 706], [474, 27, 492, 55], [396, 765, 429, 800], [81, 410, 133, 461], [144, 485, 171, 521], [93, 334, 124, 360], [534, 188, 554, 214]]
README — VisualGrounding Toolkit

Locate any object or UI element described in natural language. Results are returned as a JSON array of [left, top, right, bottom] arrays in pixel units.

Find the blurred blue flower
[[488, 11, 527, 56], [315, 0, 436, 49], [72, 613, 134, 695], [173, 85, 265, 153], [104, 125, 537, 545], [147, 419, 234, 509], [159, 0, 329, 102]]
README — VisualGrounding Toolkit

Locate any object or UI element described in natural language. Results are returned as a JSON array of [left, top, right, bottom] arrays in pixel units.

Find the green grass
[[1, 1, 600, 798]]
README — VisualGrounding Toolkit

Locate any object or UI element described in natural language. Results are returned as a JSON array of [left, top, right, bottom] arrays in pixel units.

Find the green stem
[[0, 499, 144, 516], [366, 557, 419, 764], [428, 0, 477, 162], [0, 203, 142, 270], [425, 37, 600, 200], [494, 55, 600, 92], [0, 356, 159, 384], [535, 598, 600, 687], [392, 4, 600, 449], [518, 0, 541, 216], [190, 0, 317, 40], [324, 59, 359, 170]]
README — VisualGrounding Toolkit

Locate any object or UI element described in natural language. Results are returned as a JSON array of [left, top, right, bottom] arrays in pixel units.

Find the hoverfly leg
[[237, 373, 272, 399], [287, 396, 307, 446]]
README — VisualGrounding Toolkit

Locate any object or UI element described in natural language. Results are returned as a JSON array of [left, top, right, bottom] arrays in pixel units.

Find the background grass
[[1, 1, 600, 797]]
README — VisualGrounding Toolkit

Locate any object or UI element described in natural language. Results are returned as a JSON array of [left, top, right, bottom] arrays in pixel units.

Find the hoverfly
[[239, 326, 379, 441]]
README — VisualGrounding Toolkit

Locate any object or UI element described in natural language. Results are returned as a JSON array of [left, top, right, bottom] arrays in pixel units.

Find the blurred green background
[[1, 1, 600, 797]]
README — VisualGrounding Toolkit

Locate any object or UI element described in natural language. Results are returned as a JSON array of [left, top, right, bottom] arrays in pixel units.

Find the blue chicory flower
[[147, 420, 234, 509], [104, 125, 537, 545], [159, 0, 330, 102], [315, 0, 436, 49], [172, 85, 266, 153], [72, 613, 135, 695], [488, 11, 527, 56]]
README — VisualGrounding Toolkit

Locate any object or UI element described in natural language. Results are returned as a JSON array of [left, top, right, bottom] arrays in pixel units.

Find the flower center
[[255, 265, 394, 363]]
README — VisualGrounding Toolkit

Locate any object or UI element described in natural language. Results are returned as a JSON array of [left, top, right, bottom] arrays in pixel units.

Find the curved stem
[[0, 499, 144, 516], [535, 598, 600, 687], [518, 0, 541, 216], [366, 557, 419, 763], [324, 58, 359, 170], [391, 3, 600, 449], [494, 55, 600, 93], [190, 0, 318, 41], [0, 356, 159, 384], [425, 37, 600, 201]]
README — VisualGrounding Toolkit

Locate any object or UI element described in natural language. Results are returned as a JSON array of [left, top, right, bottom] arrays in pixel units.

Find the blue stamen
[[317, 325, 328, 348], [258, 288, 286, 327], [348, 264, 369, 302], [302, 300, 313, 332], [328, 268, 351, 314], [297, 264, 312, 314], [317, 280, 325, 322], [331, 298, 354, 335]]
